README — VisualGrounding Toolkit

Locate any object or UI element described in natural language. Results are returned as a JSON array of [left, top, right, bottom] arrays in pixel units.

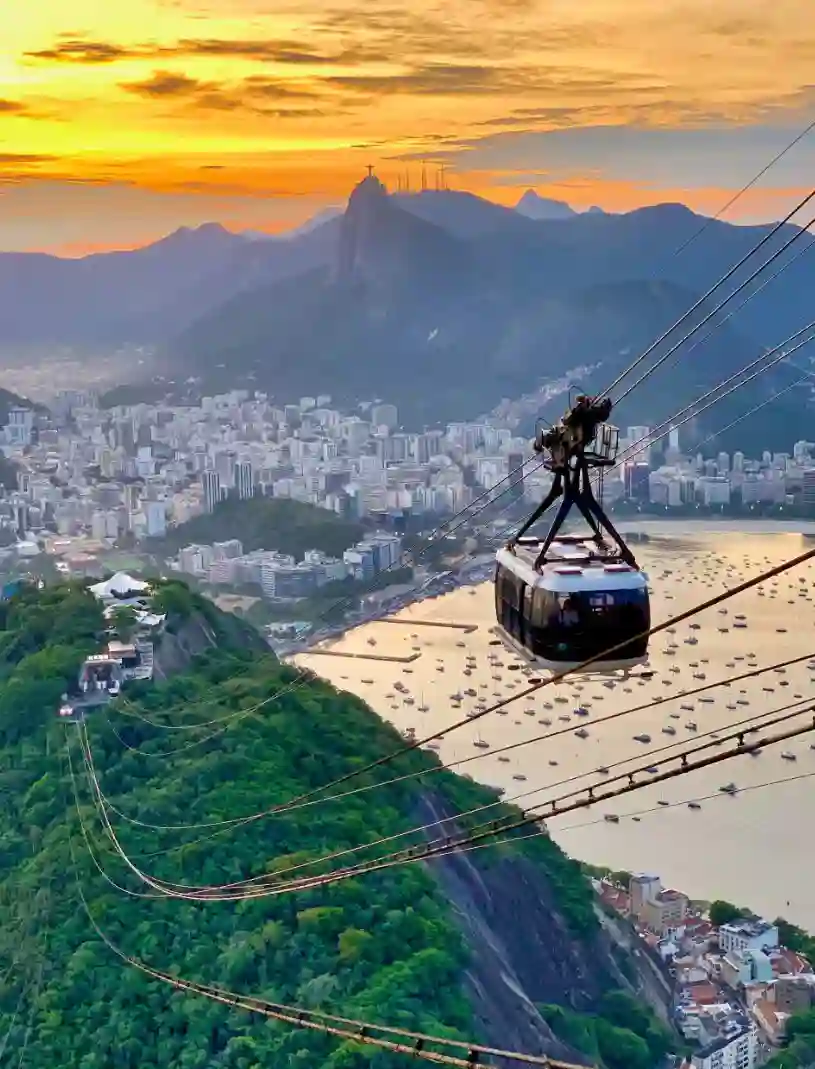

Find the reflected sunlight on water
[[295, 526, 815, 926]]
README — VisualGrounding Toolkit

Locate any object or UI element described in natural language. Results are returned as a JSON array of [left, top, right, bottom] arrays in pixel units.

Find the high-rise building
[[624, 462, 650, 501], [202, 471, 221, 513], [213, 539, 243, 560], [146, 500, 167, 537], [803, 469, 815, 509], [235, 460, 254, 500], [214, 450, 236, 488], [506, 452, 525, 501], [115, 418, 136, 455], [625, 426, 651, 462], [5, 407, 35, 447]]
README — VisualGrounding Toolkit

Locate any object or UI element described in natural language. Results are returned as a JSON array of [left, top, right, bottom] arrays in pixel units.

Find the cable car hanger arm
[[506, 395, 637, 569]]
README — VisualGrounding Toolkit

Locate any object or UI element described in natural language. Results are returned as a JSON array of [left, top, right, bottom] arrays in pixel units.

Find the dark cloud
[[241, 75, 318, 99], [0, 153, 56, 163], [192, 91, 243, 111], [268, 108, 325, 118], [324, 62, 667, 99], [25, 33, 374, 69], [476, 107, 580, 128], [326, 64, 501, 96], [0, 100, 27, 114], [120, 70, 211, 98], [25, 39, 141, 64], [120, 68, 325, 117], [706, 18, 764, 42], [174, 37, 349, 64]]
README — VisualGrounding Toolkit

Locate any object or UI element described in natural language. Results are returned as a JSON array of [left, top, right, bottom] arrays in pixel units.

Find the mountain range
[[2, 182, 814, 448]]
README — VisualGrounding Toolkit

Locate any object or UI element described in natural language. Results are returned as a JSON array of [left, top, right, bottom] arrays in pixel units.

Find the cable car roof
[[496, 542, 649, 592]]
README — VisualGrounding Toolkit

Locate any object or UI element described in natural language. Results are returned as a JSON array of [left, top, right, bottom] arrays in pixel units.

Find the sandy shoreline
[[295, 529, 815, 928]]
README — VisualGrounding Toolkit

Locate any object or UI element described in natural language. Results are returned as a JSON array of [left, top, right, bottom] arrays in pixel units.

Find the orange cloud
[[2, 0, 815, 247]]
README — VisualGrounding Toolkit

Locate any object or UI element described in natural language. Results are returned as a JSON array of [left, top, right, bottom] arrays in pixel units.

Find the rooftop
[[720, 918, 777, 938], [685, 981, 720, 1005]]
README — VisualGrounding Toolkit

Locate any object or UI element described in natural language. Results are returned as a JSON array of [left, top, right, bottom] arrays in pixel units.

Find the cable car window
[[530, 588, 554, 627], [587, 592, 615, 613], [556, 594, 581, 627], [523, 585, 649, 661]]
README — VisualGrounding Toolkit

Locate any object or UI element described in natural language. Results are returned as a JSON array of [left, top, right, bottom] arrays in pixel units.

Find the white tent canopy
[[90, 571, 150, 601]]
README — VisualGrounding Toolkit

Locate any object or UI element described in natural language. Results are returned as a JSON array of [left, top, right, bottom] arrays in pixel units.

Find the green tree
[[595, 1019, 651, 1069], [109, 606, 138, 642], [0, 577, 630, 1069], [709, 900, 743, 927]]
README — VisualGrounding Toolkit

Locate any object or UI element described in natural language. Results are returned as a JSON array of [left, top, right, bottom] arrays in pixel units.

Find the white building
[[691, 1026, 758, 1069], [719, 920, 779, 956], [145, 500, 166, 537], [202, 470, 221, 513], [213, 539, 243, 560], [5, 407, 35, 447], [235, 460, 253, 500]]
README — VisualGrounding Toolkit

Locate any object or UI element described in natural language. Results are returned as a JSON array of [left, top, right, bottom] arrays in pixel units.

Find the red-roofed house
[[753, 997, 789, 1046], [687, 982, 721, 1006], [598, 880, 630, 915], [771, 947, 810, 977]]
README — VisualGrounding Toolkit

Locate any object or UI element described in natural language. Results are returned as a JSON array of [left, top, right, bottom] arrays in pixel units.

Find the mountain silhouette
[[515, 191, 578, 220], [163, 178, 814, 444], [0, 180, 812, 447]]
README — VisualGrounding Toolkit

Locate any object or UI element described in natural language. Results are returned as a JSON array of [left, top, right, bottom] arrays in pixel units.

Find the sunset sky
[[2, 0, 815, 253]]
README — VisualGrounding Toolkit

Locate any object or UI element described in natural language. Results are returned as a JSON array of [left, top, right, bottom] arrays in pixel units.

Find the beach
[[295, 525, 815, 929]]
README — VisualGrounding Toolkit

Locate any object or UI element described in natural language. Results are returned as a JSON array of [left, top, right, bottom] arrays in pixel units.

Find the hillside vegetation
[[151, 497, 365, 561], [0, 579, 630, 1068]]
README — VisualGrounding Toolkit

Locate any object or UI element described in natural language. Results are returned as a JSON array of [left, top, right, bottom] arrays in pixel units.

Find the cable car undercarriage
[[493, 395, 652, 675]]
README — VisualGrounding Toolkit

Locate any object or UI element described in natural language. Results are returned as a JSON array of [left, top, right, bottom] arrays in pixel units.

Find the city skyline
[[2, 0, 815, 253]]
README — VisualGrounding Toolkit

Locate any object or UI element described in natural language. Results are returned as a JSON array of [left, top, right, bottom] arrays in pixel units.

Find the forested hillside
[[150, 497, 365, 561], [0, 581, 649, 1068]]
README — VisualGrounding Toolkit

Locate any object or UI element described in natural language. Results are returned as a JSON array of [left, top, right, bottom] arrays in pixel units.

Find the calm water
[[296, 526, 815, 929]]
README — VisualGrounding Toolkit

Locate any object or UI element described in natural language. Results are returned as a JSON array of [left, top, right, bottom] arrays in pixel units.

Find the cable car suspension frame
[[506, 395, 636, 570]]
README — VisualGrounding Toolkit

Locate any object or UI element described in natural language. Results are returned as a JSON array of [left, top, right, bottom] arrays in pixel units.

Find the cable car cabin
[[494, 541, 650, 673]]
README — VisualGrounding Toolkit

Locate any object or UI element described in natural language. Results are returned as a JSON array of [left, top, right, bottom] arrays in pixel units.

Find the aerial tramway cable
[[91, 542, 815, 865], [69, 747, 815, 1069], [601, 185, 815, 400], [73, 543, 815, 897], [426, 765, 815, 864], [693, 373, 812, 454], [615, 323, 815, 469], [102, 201, 815, 748], [103, 293, 815, 757], [607, 314, 815, 473], [672, 117, 815, 257], [611, 202, 815, 404], [66, 836, 584, 1069], [81, 647, 815, 837], [554, 768, 815, 836], [70, 705, 815, 902], [74, 693, 815, 895]]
